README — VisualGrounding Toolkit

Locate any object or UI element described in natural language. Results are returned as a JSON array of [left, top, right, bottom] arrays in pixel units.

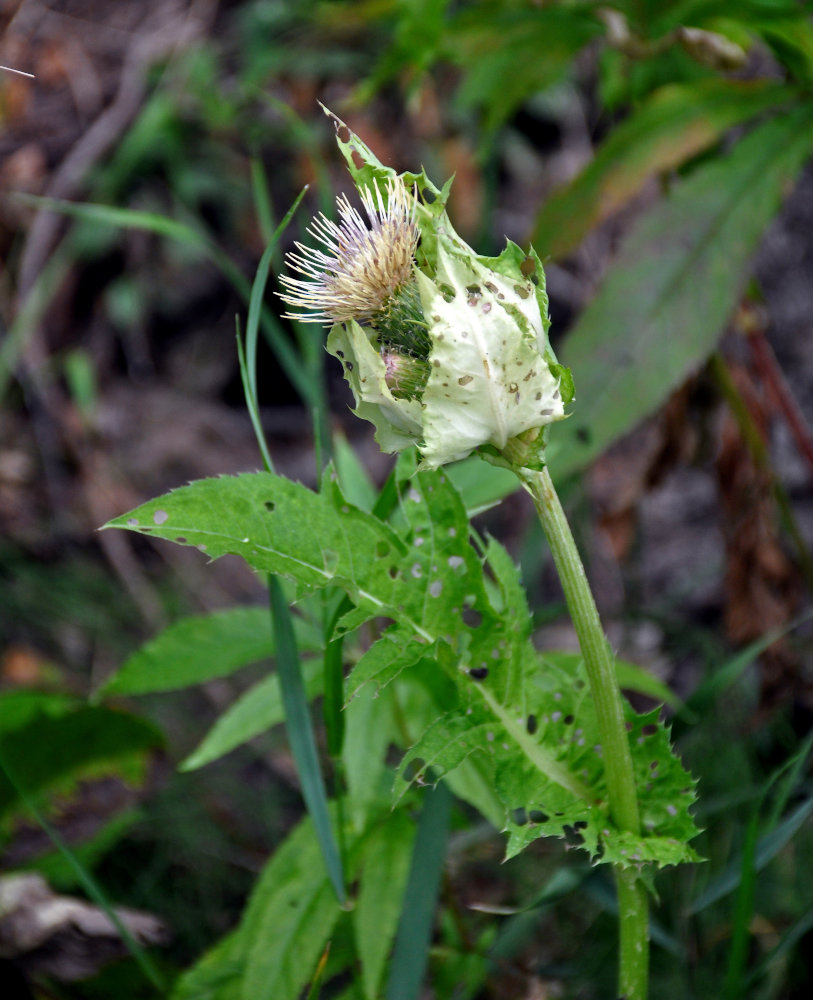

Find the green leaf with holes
[[396, 653, 700, 869], [104, 468, 497, 651]]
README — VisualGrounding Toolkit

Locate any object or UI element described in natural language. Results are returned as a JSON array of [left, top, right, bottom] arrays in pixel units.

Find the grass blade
[[250, 156, 276, 247], [386, 782, 452, 1000], [269, 575, 345, 904], [690, 797, 813, 914], [685, 610, 813, 718], [245, 185, 309, 409], [723, 809, 759, 1000], [14, 193, 316, 408]]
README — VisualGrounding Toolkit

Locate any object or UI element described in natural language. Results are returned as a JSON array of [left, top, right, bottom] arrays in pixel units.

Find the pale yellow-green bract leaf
[[327, 320, 423, 454], [418, 245, 563, 467]]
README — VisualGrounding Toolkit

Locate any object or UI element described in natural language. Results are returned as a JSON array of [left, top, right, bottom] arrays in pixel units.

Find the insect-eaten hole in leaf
[[563, 824, 585, 848], [529, 809, 549, 824], [263, 500, 276, 512], [175, 536, 187, 544], [402, 758, 425, 782], [388, 565, 400, 580], [469, 666, 489, 681], [512, 807, 528, 827], [641, 724, 658, 736], [461, 606, 482, 629]]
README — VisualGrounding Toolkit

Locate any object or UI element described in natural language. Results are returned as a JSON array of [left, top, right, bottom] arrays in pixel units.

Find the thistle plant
[[103, 110, 700, 1000], [280, 123, 568, 471]]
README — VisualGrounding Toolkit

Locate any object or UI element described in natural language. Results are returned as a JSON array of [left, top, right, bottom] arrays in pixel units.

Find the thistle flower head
[[279, 178, 419, 327], [282, 109, 573, 471]]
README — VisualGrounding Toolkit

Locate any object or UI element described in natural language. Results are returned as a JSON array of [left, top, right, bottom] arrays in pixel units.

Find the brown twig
[[748, 328, 813, 481]]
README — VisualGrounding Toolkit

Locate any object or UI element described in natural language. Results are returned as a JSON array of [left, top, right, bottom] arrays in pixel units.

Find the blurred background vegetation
[[1, 1, 813, 997]]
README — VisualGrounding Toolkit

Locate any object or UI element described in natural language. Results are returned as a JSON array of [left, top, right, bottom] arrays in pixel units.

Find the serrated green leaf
[[354, 811, 416, 1000], [105, 471, 489, 646], [547, 650, 684, 713], [395, 712, 495, 805], [101, 606, 318, 696], [346, 628, 438, 702], [547, 103, 813, 481], [104, 472, 404, 603], [180, 656, 324, 771], [482, 537, 532, 709], [398, 653, 700, 869]]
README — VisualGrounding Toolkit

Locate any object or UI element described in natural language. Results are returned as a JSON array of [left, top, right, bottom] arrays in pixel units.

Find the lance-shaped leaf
[[533, 79, 796, 259], [547, 102, 813, 481]]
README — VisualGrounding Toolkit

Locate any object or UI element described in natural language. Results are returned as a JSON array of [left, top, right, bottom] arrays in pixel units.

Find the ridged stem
[[519, 464, 649, 1000]]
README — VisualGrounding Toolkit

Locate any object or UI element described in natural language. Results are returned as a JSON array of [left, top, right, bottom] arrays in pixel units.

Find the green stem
[[519, 464, 649, 999]]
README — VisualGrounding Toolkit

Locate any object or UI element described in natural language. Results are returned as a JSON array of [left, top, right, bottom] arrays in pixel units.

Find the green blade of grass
[[269, 574, 346, 904], [250, 156, 276, 248], [723, 809, 759, 1000], [239, 217, 346, 906], [236, 327, 275, 475], [386, 782, 452, 1000], [246, 185, 309, 409], [14, 193, 316, 408], [690, 797, 813, 914], [0, 749, 166, 994], [685, 610, 813, 717]]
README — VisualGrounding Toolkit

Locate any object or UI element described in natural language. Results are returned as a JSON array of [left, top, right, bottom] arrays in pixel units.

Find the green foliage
[[169, 810, 411, 1000], [547, 103, 813, 481], [180, 657, 323, 771], [532, 79, 795, 260], [11, 0, 813, 996], [354, 810, 416, 1000], [101, 606, 316, 696], [105, 466, 700, 871], [0, 701, 162, 822]]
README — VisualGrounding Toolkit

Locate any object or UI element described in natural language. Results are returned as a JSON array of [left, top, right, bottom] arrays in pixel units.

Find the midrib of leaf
[[473, 679, 592, 803]]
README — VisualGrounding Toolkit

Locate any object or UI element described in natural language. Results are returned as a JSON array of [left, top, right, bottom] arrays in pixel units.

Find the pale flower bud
[[279, 109, 573, 470]]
